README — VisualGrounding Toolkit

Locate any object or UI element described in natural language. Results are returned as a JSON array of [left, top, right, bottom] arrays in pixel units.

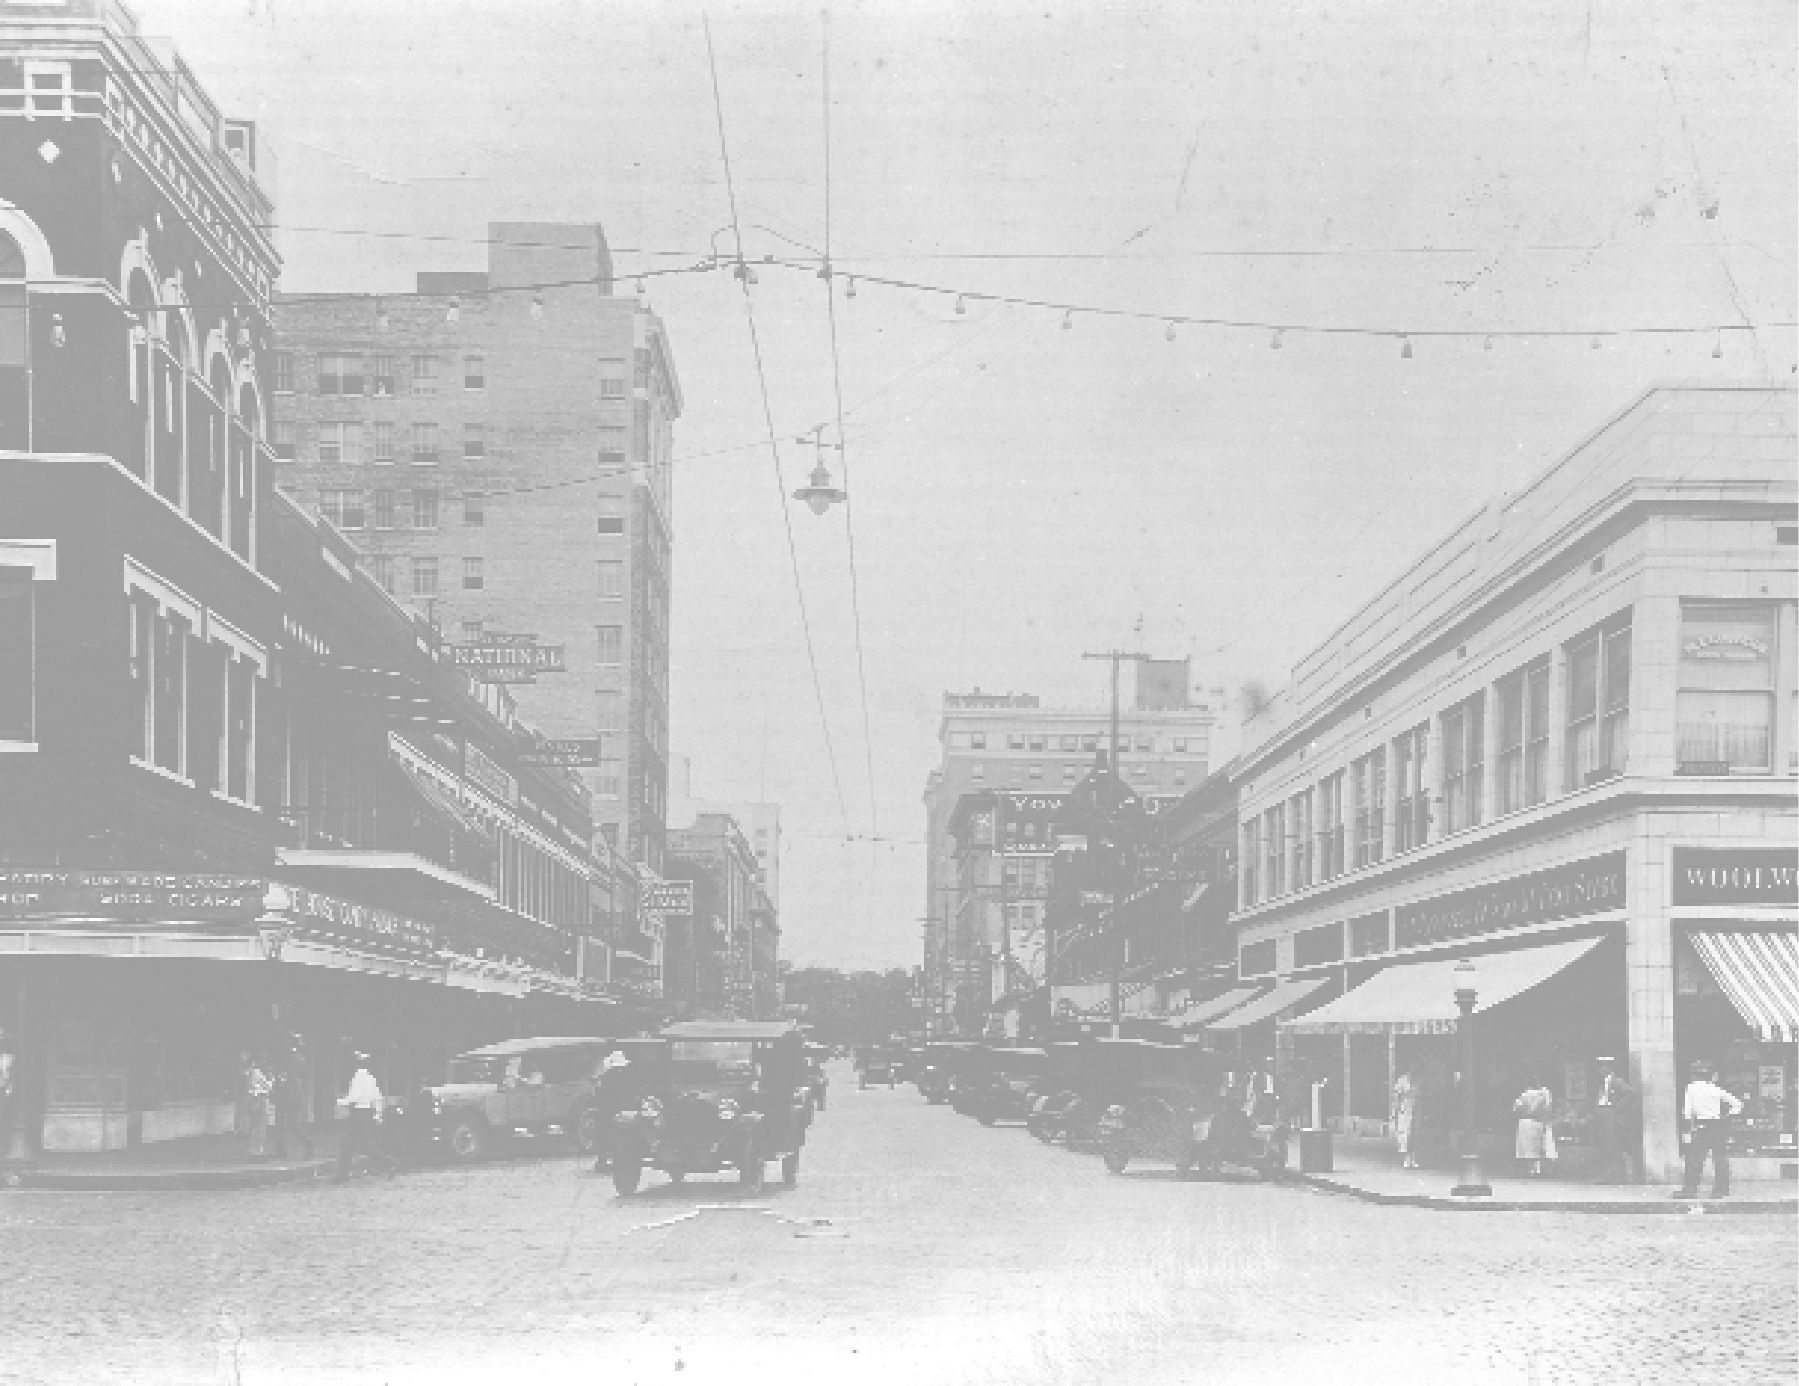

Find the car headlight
[[717, 1097, 739, 1120]]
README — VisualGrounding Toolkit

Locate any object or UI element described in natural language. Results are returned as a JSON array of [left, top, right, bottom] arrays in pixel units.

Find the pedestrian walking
[[335, 1051, 396, 1183], [1391, 1069, 1421, 1169], [1677, 1062, 1743, 1199], [1512, 1079, 1555, 1176], [241, 1052, 273, 1160], [270, 1036, 315, 1160], [589, 1049, 640, 1173], [1594, 1057, 1641, 1184], [0, 1027, 17, 1159]]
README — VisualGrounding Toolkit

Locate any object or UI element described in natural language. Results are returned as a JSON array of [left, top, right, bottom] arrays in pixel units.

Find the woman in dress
[[1512, 1079, 1555, 1176], [1391, 1069, 1420, 1169]]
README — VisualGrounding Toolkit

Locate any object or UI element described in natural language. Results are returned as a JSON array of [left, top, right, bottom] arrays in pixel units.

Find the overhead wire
[[703, 11, 853, 839], [820, 7, 881, 843]]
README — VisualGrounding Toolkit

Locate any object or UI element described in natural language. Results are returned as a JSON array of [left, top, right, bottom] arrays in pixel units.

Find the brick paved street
[[1, 1066, 1792, 1386]]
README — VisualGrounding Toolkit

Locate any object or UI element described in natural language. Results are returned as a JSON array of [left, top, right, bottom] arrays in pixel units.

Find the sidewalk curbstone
[[1287, 1168, 1798, 1214]]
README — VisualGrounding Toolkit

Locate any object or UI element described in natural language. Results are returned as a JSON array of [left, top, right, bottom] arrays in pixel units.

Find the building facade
[[667, 813, 777, 1020], [922, 684, 1220, 1035], [1223, 384, 1796, 1182], [0, 2, 650, 1159], [269, 223, 681, 871]]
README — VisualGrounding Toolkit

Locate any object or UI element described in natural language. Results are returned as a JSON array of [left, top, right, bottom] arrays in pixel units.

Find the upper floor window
[[1240, 817, 1260, 907], [410, 557, 438, 597], [271, 420, 297, 461], [0, 567, 36, 743], [599, 372, 628, 400], [24, 62, 72, 119], [596, 494, 625, 535], [270, 352, 294, 393], [317, 420, 361, 466], [1496, 659, 1550, 813], [463, 423, 485, 460], [411, 487, 439, 529], [1567, 616, 1631, 787], [597, 559, 624, 599], [366, 554, 395, 593], [372, 421, 396, 465], [1316, 769, 1345, 880], [1027, 734, 1045, 751], [969, 731, 987, 750], [411, 422, 439, 464], [596, 624, 623, 665], [464, 354, 485, 390], [1393, 723, 1430, 853], [318, 353, 363, 396], [463, 492, 485, 526], [410, 355, 438, 395], [369, 356, 396, 397], [1678, 605, 1776, 774], [1289, 788, 1312, 889], [1262, 802, 1285, 897], [462, 558, 484, 591], [1352, 747, 1385, 867], [1007, 733, 1025, 751], [1440, 694, 1485, 835], [371, 488, 395, 530]]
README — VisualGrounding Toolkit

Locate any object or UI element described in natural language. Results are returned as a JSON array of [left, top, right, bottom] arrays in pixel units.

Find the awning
[[395, 756, 494, 839], [1175, 985, 1264, 1030], [1208, 976, 1332, 1031], [1688, 931, 1799, 1043], [1284, 936, 1605, 1035]]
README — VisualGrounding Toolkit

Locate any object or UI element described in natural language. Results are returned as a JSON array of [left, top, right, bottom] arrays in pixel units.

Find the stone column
[[1625, 821, 1680, 1183], [1628, 595, 1682, 778], [1545, 644, 1570, 799]]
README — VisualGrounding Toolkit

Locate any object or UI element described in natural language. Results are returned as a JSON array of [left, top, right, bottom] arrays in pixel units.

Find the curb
[[5, 1161, 337, 1191], [1289, 1170, 1799, 1214]]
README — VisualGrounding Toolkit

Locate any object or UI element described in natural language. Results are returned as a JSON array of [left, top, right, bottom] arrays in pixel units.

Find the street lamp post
[[1450, 958, 1492, 1198]]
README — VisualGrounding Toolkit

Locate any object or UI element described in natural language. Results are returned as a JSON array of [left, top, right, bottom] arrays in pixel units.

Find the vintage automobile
[[915, 1041, 977, 1104], [802, 1043, 831, 1113], [1093, 1043, 1290, 1180], [1025, 1041, 1090, 1144], [1185, 1075, 1292, 1181], [409, 1036, 646, 1162], [610, 1020, 810, 1196], [961, 1046, 1049, 1126], [856, 1044, 901, 1089]]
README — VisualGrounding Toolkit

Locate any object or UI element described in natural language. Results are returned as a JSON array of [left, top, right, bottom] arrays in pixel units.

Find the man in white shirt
[[335, 1052, 395, 1183], [1677, 1062, 1743, 1198]]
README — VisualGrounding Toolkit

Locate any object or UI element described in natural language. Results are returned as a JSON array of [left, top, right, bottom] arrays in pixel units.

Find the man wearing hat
[[1677, 1061, 1743, 1199], [335, 1050, 394, 1183], [1593, 1057, 1640, 1184], [589, 1048, 639, 1174]]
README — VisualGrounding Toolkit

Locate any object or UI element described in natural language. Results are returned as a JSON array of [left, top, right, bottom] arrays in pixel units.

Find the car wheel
[[446, 1117, 487, 1163], [668, 1171, 686, 1183], [612, 1157, 642, 1196], [572, 1105, 601, 1157], [977, 1108, 996, 1126], [740, 1160, 766, 1196], [781, 1152, 800, 1188], [1102, 1146, 1130, 1175], [1173, 1146, 1196, 1180]]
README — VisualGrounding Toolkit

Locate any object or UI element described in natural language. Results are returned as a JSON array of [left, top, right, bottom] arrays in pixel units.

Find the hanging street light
[[792, 427, 847, 516]]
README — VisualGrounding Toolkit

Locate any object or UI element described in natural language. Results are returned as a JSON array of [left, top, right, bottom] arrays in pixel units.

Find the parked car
[[1025, 1041, 1089, 1144], [409, 1036, 646, 1162], [962, 1047, 1049, 1125], [856, 1045, 901, 1089], [611, 1021, 810, 1196], [915, 1041, 978, 1104]]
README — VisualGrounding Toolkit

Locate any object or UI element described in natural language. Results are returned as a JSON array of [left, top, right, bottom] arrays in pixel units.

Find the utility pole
[[1081, 648, 1150, 1036]]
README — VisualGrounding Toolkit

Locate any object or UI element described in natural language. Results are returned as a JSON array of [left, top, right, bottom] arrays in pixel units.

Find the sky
[[137, 0, 1796, 970]]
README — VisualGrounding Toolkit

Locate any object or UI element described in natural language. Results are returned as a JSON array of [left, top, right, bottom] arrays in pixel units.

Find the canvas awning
[[1283, 936, 1605, 1035], [1687, 931, 1799, 1043], [1207, 976, 1331, 1031], [1175, 985, 1264, 1030]]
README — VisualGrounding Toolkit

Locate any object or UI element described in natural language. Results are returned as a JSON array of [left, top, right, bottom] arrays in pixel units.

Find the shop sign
[[999, 792, 1065, 857], [0, 869, 263, 923], [463, 744, 518, 806], [282, 886, 438, 955], [1669, 848, 1799, 907], [1393, 851, 1626, 950], [517, 739, 602, 768], [643, 881, 694, 916]]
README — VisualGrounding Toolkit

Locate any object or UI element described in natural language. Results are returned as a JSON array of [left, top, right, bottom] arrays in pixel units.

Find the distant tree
[[781, 966, 916, 1046]]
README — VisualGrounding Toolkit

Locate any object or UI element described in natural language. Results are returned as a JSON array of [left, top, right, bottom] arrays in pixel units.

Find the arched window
[[0, 232, 26, 450]]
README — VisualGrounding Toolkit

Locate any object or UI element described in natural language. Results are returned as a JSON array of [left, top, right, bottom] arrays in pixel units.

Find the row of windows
[[951, 730, 1202, 754], [318, 487, 496, 530], [1239, 603, 1797, 910], [272, 353, 484, 397], [126, 589, 259, 804], [363, 555, 483, 596], [272, 420, 485, 465], [967, 761, 1192, 787]]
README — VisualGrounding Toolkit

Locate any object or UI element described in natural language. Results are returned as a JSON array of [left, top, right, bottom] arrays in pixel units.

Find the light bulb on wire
[[1399, 335, 1413, 360], [1270, 330, 1283, 351], [1165, 321, 1177, 342], [1062, 310, 1074, 331]]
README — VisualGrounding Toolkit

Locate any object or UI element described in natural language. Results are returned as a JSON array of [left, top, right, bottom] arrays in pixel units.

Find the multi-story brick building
[[1218, 383, 1797, 1183], [269, 223, 681, 873], [667, 813, 777, 1020], [921, 683, 1219, 1034]]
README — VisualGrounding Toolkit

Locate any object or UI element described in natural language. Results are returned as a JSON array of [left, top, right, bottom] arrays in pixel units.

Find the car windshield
[[669, 1040, 757, 1080], [446, 1056, 508, 1084]]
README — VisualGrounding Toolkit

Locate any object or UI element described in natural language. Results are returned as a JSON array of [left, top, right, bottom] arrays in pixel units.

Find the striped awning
[[1688, 931, 1799, 1043], [1174, 985, 1264, 1030], [1208, 976, 1331, 1031]]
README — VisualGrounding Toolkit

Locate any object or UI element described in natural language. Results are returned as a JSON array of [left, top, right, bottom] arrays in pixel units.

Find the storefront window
[[1678, 605, 1776, 773]]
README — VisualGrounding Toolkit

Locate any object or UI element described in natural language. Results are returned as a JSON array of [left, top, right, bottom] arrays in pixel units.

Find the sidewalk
[[1, 1128, 355, 1190], [1290, 1134, 1798, 1214]]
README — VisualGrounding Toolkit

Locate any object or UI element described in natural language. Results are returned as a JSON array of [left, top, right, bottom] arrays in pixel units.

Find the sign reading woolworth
[[1394, 852, 1626, 951]]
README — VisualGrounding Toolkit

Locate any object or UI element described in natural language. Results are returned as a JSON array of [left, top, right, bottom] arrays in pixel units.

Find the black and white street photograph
[[0, 1, 1794, 1382]]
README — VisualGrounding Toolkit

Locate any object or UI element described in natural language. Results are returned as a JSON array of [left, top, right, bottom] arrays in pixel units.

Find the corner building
[[1228, 383, 1797, 1183], [270, 224, 680, 873]]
